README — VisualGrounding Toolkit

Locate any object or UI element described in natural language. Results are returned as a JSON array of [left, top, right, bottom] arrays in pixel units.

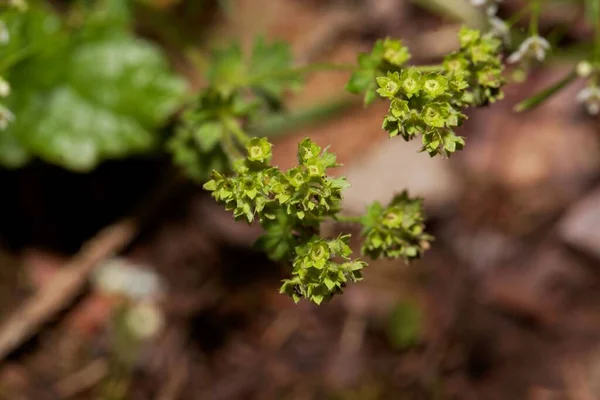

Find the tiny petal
[[506, 49, 524, 64], [576, 86, 600, 116], [508, 35, 550, 64], [489, 16, 510, 45], [470, 0, 502, 16]]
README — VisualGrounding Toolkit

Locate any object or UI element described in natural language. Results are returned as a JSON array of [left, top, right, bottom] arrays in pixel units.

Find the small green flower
[[298, 137, 321, 163], [469, 43, 494, 64], [246, 137, 273, 163], [448, 71, 469, 93], [421, 74, 449, 98], [376, 72, 401, 98], [287, 167, 306, 188], [443, 53, 470, 74], [383, 38, 411, 66], [305, 159, 325, 177], [360, 192, 433, 261], [399, 68, 422, 98], [477, 67, 503, 88], [444, 27, 505, 106], [458, 26, 480, 48], [390, 99, 410, 119], [422, 103, 446, 128], [282, 235, 365, 304]]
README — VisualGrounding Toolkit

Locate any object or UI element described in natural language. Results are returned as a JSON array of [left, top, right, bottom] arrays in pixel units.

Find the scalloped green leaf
[[0, 4, 187, 171]]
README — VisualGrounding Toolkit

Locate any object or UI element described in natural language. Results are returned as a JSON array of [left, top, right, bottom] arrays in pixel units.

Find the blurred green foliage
[[169, 37, 301, 181], [0, 0, 186, 171], [387, 300, 423, 350]]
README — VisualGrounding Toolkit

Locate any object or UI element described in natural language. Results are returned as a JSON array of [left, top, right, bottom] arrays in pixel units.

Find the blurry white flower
[[0, 105, 15, 130], [576, 61, 593, 78], [125, 302, 164, 340], [470, 0, 502, 16], [489, 16, 510, 45], [0, 21, 9, 45], [92, 257, 165, 301], [576, 86, 600, 115], [507, 35, 550, 64], [0, 78, 11, 97]]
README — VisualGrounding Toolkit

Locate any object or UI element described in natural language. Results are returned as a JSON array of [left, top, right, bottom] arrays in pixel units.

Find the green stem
[[243, 62, 443, 88], [513, 69, 577, 112], [529, 0, 541, 36], [591, 0, 600, 76], [220, 131, 243, 161], [223, 117, 250, 145], [244, 62, 356, 86], [257, 97, 358, 138], [334, 215, 363, 224], [506, 6, 530, 28], [413, 64, 445, 72]]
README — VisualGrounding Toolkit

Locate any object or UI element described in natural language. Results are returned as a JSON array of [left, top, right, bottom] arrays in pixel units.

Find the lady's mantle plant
[[6, 0, 600, 304], [199, 30, 505, 304]]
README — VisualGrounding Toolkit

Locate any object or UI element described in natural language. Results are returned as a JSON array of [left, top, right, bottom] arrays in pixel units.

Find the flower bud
[[576, 61, 593, 78]]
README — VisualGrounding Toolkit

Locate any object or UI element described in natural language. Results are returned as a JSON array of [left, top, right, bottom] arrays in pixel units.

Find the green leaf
[[194, 122, 223, 152], [203, 179, 217, 191], [0, 4, 186, 171], [324, 278, 336, 290], [312, 294, 324, 305], [249, 37, 300, 99], [206, 42, 244, 89]]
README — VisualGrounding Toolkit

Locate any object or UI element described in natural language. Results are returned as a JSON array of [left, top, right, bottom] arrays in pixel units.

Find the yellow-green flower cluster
[[346, 38, 412, 105], [280, 235, 366, 304], [361, 191, 433, 261], [377, 68, 468, 156], [205, 137, 348, 225], [204, 138, 367, 304], [444, 27, 505, 105]]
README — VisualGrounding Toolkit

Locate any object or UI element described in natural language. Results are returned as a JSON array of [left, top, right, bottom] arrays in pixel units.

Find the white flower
[[470, 0, 502, 16], [489, 16, 510, 45], [0, 105, 15, 130], [507, 35, 551, 64], [576, 86, 600, 115], [92, 257, 165, 301], [0, 21, 9, 45], [125, 302, 164, 340], [576, 61, 593, 78]]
